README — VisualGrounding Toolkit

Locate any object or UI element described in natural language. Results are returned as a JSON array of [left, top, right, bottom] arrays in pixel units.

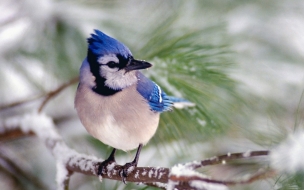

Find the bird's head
[[86, 30, 152, 92]]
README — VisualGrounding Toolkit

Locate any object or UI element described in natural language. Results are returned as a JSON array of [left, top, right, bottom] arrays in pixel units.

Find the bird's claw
[[119, 162, 136, 184], [97, 160, 116, 175], [98, 148, 117, 176]]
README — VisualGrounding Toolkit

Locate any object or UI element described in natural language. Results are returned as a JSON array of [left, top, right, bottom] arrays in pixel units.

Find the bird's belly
[[87, 113, 158, 151], [75, 84, 160, 151]]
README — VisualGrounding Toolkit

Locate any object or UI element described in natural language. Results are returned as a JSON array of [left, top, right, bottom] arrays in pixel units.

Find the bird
[[74, 29, 195, 182]]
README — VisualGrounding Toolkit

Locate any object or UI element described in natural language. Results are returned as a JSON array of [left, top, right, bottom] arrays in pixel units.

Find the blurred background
[[0, 0, 304, 189]]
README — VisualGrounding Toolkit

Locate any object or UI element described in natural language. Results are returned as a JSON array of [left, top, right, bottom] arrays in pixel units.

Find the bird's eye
[[107, 61, 117, 68]]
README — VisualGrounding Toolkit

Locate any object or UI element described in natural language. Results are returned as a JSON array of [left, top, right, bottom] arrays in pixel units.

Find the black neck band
[[87, 50, 121, 96]]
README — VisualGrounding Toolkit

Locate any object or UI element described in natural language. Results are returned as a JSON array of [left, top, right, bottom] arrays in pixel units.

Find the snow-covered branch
[[2, 113, 99, 190], [0, 77, 78, 141], [167, 151, 274, 190], [0, 112, 274, 189], [1, 113, 170, 188], [168, 164, 276, 190]]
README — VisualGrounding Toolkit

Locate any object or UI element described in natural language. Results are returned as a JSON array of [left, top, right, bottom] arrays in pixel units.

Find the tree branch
[[0, 94, 44, 110], [169, 169, 276, 186], [38, 77, 79, 112], [0, 129, 34, 142], [0, 76, 78, 112], [0, 77, 78, 142], [1, 113, 275, 189], [185, 150, 270, 170]]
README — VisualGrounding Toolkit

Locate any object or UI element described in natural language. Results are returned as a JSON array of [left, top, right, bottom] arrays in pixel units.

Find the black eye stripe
[[99, 61, 118, 68], [107, 61, 118, 68], [116, 54, 130, 69], [98, 54, 132, 69]]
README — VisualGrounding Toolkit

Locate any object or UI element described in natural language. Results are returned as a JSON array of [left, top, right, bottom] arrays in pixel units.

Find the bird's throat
[[93, 76, 121, 96]]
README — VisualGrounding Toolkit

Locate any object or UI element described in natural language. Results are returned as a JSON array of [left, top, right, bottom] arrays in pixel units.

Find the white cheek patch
[[104, 70, 137, 90], [100, 66, 118, 74], [98, 55, 120, 78], [97, 54, 138, 90], [98, 54, 119, 65]]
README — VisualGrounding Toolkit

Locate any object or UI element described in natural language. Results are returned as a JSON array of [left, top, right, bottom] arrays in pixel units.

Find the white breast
[[75, 85, 160, 151], [75, 73, 160, 151]]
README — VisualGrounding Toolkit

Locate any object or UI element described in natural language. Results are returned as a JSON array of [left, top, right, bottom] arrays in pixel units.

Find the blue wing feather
[[136, 72, 173, 112]]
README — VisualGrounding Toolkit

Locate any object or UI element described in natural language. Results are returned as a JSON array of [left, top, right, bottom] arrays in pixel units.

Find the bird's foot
[[119, 161, 137, 184], [98, 148, 117, 176], [97, 159, 116, 175], [119, 144, 143, 184]]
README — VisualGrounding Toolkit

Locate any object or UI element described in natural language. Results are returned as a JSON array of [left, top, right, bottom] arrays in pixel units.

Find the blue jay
[[75, 30, 194, 181]]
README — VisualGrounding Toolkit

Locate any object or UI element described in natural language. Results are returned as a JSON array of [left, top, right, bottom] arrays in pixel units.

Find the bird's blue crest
[[87, 30, 132, 58]]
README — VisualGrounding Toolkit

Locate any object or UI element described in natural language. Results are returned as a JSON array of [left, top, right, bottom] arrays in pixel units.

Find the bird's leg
[[98, 148, 117, 175], [120, 144, 143, 184]]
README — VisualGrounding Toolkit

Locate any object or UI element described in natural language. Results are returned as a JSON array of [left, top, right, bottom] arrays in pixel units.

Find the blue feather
[[87, 29, 131, 58], [136, 72, 173, 112]]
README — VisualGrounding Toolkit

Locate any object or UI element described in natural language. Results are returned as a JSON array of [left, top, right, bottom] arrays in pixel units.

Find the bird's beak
[[125, 59, 152, 72]]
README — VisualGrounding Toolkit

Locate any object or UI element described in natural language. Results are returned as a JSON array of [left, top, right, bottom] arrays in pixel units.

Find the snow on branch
[[2, 112, 100, 190], [167, 151, 275, 190], [1, 112, 274, 190], [1, 113, 172, 189], [0, 77, 78, 141]]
